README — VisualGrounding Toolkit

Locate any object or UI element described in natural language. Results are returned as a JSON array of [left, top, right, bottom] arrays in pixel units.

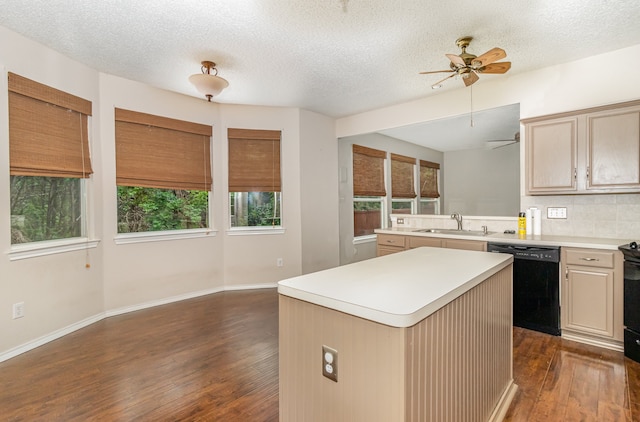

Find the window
[[390, 153, 416, 215], [228, 128, 282, 228], [352, 144, 386, 237], [114, 109, 212, 233], [8, 73, 93, 244], [419, 160, 441, 215]]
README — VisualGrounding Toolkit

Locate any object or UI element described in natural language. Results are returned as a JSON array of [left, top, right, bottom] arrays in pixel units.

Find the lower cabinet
[[376, 233, 487, 256], [561, 247, 624, 345], [376, 234, 406, 256]]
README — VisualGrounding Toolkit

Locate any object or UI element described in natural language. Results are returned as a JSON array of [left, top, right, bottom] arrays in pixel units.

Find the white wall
[[337, 44, 640, 241], [0, 24, 339, 360], [443, 144, 520, 217], [299, 109, 340, 274], [0, 26, 104, 355]]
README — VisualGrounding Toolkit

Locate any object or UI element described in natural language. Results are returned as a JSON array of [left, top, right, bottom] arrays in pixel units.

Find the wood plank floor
[[1, 288, 639, 421]]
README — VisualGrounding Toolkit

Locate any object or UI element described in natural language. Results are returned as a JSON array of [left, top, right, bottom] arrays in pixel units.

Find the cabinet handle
[[574, 168, 577, 180], [586, 166, 590, 180], [579, 257, 599, 261]]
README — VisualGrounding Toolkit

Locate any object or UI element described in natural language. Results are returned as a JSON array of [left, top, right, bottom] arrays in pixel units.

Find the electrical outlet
[[396, 218, 404, 224], [12, 302, 25, 319], [547, 207, 567, 219], [322, 345, 338, 382], [277, 258, 283, 267]]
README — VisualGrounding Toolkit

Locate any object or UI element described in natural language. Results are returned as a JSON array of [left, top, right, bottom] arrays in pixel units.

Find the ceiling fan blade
[[487, 140, 518, 149], [419, 70, 454, 75], [462, 71, 479, 87], [471, 47, 506, 67], [478, 62, 512, 74], [446, 53, 465, 67], [432, 72, 457, 87]]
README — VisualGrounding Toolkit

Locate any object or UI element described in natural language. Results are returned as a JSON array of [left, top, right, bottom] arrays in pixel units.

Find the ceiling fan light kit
[[189, 60, 229, 102], [421, 36, 511, 89]]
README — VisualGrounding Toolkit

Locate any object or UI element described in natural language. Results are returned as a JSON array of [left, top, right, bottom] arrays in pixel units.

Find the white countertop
[[278, 247, 512, 328], [376, 227, 631, 250]]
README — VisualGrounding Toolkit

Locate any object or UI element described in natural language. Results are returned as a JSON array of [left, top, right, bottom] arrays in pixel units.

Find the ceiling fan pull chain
[[470, 84, 474, 127]]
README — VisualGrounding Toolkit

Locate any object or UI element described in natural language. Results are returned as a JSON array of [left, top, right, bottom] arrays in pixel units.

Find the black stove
[[619, 241, 640, 262], [620, 241, 640, 363]]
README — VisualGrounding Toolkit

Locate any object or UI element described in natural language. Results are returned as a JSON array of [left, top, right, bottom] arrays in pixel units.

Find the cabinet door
[[587, 108, 640, 190], [563, 266, 614, 338], [442, 239, 487, 251], [526, 117, 578, 194]]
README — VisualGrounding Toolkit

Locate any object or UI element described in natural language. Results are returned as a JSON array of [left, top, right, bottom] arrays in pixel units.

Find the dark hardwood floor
[[1, 288, 639, 421]]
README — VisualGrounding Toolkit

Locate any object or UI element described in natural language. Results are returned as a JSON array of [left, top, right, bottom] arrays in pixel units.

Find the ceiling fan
[[421, 36, 511, 89], [486, 132, 520, 149]]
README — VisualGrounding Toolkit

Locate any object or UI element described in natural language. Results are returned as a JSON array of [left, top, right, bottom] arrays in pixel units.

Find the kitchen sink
[[413, 228, 494, 236]]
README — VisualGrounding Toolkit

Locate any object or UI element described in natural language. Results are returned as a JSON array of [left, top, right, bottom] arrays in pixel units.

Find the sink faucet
[[451, 212, 463, 230]]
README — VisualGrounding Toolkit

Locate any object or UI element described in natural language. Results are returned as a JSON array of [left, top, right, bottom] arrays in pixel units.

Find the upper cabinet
[[523, 100, 640, 195]]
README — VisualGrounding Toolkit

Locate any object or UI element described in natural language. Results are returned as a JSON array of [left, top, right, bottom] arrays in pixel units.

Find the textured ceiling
[[0, 0, 639, 119]]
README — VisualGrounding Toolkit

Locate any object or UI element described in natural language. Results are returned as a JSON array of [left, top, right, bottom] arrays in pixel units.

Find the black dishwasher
[[619, 241, 640, 363], [487, 243, 561, 335]]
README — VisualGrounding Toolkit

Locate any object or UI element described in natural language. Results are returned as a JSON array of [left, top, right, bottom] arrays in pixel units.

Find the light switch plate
[[547, 207, 567, 219]]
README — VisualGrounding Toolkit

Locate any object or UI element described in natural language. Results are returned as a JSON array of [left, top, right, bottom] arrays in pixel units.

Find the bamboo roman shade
[[353, 144, 386, 196], [115, 108, 212, 191], [390, 153, 416, 198], [228, 128, 282, 192], [420, 160, 440, 198], [8, 72, 93, 178]]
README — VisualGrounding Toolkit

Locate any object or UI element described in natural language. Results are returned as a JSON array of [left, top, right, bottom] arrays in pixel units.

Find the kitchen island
[[278, 247, 516, 422]]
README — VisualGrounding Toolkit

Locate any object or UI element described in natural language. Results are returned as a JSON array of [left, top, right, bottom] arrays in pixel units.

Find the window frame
[[227, 128, 283, 233], [8, 72, 96, 255], [114, 108, 213, 238]]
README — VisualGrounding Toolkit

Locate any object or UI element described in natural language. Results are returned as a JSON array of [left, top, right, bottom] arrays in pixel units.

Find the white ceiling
[[1, 0, 639, 120]]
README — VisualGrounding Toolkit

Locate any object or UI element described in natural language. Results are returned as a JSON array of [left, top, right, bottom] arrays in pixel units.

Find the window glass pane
[[117, 186, 209, 233], [10, 176, 82, 244], [230, 192, 281, 228], [354, 198, 383, 237], [419, 199, 440, 215], [392, 200, 413, 214]]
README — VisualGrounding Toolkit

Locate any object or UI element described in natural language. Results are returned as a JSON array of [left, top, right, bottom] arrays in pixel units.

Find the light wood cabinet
[[561, 247, 624, 347], [377, 233, 487, 256], [376, 234, 407, 256], [524, 100, 640, 195], [442, 238, 487, 252]]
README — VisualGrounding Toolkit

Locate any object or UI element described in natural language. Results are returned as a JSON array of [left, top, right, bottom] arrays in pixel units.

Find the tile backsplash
[[521, 194, 640, 240], [392, 193, 640, 241]]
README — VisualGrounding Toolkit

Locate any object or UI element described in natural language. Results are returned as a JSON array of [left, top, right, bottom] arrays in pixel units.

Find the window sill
[[114, 228, 217, 245], [227, 227, 285, 236], [353, 234, 377, 244], [9, 238, 101, 261]]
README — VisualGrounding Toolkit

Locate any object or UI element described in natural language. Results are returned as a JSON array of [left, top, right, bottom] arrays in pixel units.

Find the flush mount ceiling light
[[189, 61, 229, 102]]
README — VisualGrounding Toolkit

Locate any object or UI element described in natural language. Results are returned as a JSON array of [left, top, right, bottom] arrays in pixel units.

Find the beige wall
[[444, 145, 520, 217], [0, 25, 339, 359]]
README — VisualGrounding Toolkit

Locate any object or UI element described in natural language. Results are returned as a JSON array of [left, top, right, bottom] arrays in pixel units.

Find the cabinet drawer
[[377, 234, 406, 248], [564, 248, 614, 268], [408, 236, 442, 249]]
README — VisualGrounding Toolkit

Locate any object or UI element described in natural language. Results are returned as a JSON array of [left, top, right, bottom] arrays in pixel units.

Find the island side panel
[[404, 264, 514, 422], [279, 295, 406, 421]]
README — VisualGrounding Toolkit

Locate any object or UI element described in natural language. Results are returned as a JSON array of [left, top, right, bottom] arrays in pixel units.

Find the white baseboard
[[561, 331, 624, 352], [0, 313, 105, 363], [1, 283, 278, 363]]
